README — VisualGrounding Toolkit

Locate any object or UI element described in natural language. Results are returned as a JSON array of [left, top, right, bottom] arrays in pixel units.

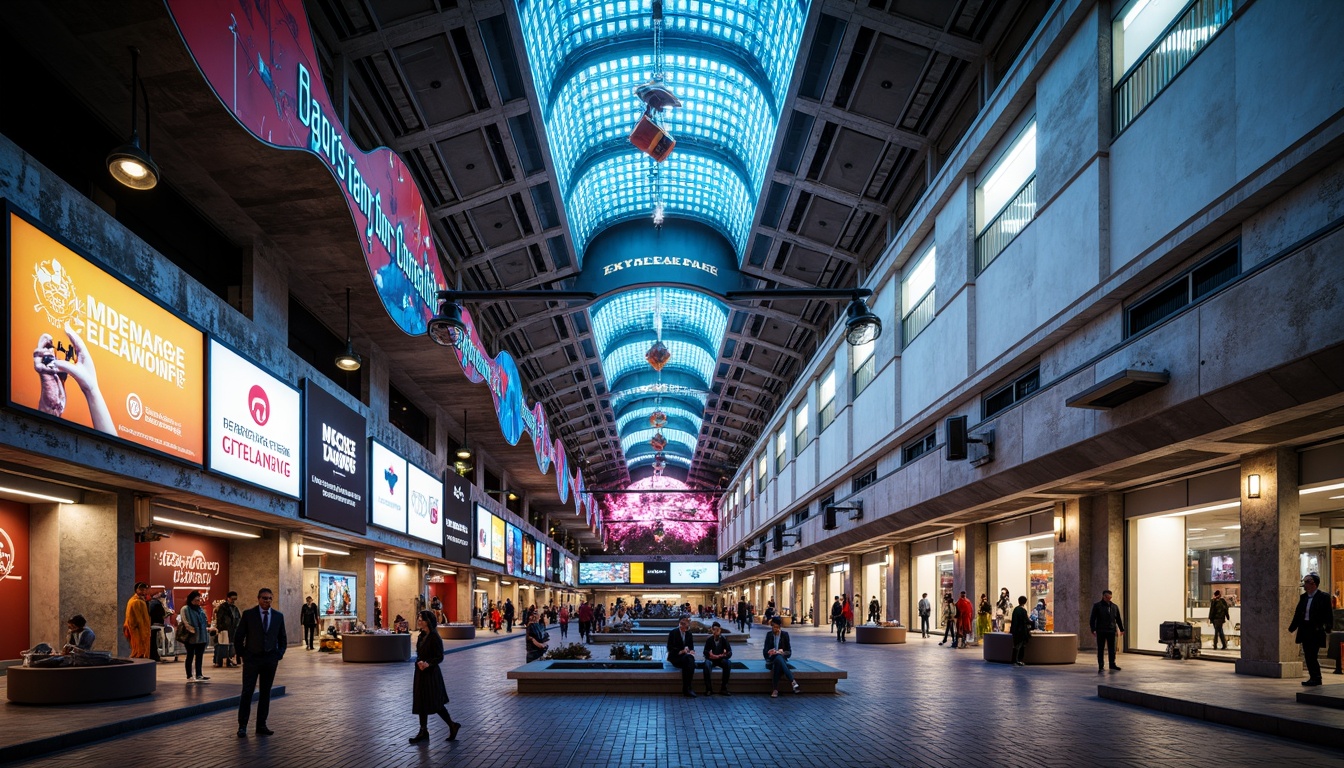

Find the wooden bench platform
[[855, 626, 907, 644], [507, 658, 845, 694]]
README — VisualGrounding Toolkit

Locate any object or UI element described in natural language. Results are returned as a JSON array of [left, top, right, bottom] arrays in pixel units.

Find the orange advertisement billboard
[[6, 208, 205, 464]]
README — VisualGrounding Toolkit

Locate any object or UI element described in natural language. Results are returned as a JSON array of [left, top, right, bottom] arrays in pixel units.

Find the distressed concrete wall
[[1235, 449, 1302, 678]]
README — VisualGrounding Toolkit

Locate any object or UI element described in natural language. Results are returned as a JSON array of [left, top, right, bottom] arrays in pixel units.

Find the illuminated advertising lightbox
[[671, 562, 720, 585], [538, 543, 548, 581], [523, 533, 535, 576], [407, 462, 443, 546], [318, 570, 357, 618], [7, 209, 205, 463], [443, 473, 471, 563], [510, 525, 524, 578], [579, 562, 629, 585], [369, 440, 407, 533], [505, 522, 518, 576], [474, 504, 493, 561], [491, 516, 506, 564], [302, 380, 366, 534], [207, 340, 300, 497], [643, 563, 671, 585]]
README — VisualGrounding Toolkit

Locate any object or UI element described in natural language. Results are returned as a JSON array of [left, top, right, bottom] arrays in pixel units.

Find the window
[[976, 119, 1037, 272], [744, 473, 753, 501], [902, 244, 937, 346], [757, 454, 768, 487], [852, 337, 876, 396], [902, 431, 938, 464], [851, 466, 877, 494], [818, 370, 837, 431], [982, 367, 1041, 419], [794, 405, 809, 456], [1112, 0, 1232, 134], [1126, 243, 1240, 337], [389, 384, 433, 451], [775, 429, 787, 473], [790, 507, 810, 526]]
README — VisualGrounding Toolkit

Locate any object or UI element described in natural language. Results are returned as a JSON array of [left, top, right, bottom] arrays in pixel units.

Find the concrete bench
[[341, 633, 412, 663], [588, 631, 750, 645], [437, 625, 477, 640], [855, 626, 907, 644], [507, 658, 845, 694], [982, 632, 1079, 665], [7, 658, 157, 704]]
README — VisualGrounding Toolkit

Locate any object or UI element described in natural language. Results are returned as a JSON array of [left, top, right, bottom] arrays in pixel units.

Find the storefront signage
[[574, 219, 743, 299], [207, 340, 300, 497], [136, 532, 230, 622], [406, 462, 443, 546], [7, 209, 206, 464], [369, 440, 408, 534], [0, 501, 29, 660], [448, 304, 601, 543], [302, 380, 366, 534], [164, 0, 448, 337], [443, 474, 471, 563]]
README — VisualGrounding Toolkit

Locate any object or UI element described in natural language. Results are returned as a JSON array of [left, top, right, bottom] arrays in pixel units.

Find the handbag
[[175, 622, 194, 642]]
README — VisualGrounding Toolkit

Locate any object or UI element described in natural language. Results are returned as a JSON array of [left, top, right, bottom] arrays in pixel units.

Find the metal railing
[[1113, 0, 1233, 135], [901, 288, 936, 347], [975, 175, 1036, 274]]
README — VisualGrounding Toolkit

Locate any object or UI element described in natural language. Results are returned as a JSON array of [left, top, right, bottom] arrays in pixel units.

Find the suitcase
[[1160, 621, 1195, 642]]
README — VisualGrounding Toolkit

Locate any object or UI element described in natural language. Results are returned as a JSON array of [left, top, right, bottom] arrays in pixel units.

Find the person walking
[[1289, 573, 1333, 686], [558, 604, 570, 639], [1208, 590, 1231, 651], [831, 597, 844, 642], [918, 593, 932, 638], [763, 616, 799, 698], [841, 596, 854, 642], [868, 595, 880, 625], [300, 595, 319, 650], [736, 595, 749, 633], [236, 588, 286, 737], [1089, 590, 1125, 673], [939, 594, 956, 646], [123, 581, 152, 658], [995, 588, 1011, 632], [503, 599, 516, 633], [577, 600, 593, 641], [955, 592, 974, 649], [178, 590, 211, 683], [214, 591, 241, 668], [409, 610, 462, 743], [1009, 596, 1031, 666]]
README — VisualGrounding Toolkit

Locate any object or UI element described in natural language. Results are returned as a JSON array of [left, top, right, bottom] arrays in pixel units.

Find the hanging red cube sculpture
[[650, 433, 668, 451], [649, 410, 668, 428], [630, 114, 675, 162], [645, 340, 671, 371]]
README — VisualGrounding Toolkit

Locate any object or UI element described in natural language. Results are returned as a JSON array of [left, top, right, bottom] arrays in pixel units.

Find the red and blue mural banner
[[453, 305, 601, 542], [164, 0, 447, 336]]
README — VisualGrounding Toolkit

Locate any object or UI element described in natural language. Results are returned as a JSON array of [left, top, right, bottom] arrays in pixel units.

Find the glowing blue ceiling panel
[[590, 287, 728, 353], [515, 0, 810, 483]]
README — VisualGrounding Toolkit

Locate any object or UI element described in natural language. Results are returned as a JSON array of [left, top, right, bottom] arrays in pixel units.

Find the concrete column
[[232, 530, 301, 645], [1236, 449, 1302, 679], [1055, 494, 1121, 649], [846, 554, 861, 604], [813, 563, 826, 627], [26, 492, 133, 655], [889, 543, 910, 624], [455, 567, 473, 624], [956, 524, 988, 602], [387, 561, 420, 627]]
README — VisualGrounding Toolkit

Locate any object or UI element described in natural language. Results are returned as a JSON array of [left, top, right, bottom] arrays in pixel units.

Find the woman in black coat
[[410, 610, 462, 743]]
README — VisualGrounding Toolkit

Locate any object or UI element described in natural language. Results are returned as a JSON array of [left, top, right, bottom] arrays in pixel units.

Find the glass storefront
[[861, 553, 888, 623], [990, 534, 1055, 631], [914, 551, 953, 605]]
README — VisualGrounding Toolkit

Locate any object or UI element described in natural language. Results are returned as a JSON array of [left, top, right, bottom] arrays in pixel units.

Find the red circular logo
[[248, 385, 270, 426]]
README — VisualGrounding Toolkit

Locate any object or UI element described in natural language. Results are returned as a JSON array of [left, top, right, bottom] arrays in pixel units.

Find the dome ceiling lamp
[[106, 47, 160, 190], [334, 287, 363, 372]]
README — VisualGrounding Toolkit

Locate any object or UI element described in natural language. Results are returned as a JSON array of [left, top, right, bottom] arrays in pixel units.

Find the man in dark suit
[[1288, 573, 1333, 686], [763, 616, 799, 697], [1089, 589, 1125, 672], [235, 587, 286, 737], [701, 621, 733, 696], [736, 596, 748, 633], [666, 616, 698, 697]]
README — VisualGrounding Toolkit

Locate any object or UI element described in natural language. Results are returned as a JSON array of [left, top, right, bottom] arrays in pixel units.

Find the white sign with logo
[[370, 440, 408, 533], [207, 339, 300, 497], [407, 462, 443, 545]]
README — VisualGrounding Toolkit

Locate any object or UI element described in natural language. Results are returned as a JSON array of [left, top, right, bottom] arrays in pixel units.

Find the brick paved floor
[[3, 627, 1341, 767]]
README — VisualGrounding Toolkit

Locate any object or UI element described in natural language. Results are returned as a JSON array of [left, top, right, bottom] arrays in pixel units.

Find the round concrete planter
[[7, 658, 157, 704]]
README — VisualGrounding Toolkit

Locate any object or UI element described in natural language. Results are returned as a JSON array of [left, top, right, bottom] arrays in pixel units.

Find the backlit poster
[[491, 515, 505, 564], [207, 339, 300, 497], [443, 473, 471, 563], [579, 562, 629, 585], [407, 462, 443, 545], [0, 500, 30, 660], [7, 208, 205, 463], [538, 543, 548, 581], [523, 533, 535, 576], [319, 570, 357, 618], [475, 504, 493, 561], [510, 525, 524, 578], [369, 440, 407, 533], [505, 522, 518, 576], [671, 562, 720, 584], [302, 380, 366, 533]]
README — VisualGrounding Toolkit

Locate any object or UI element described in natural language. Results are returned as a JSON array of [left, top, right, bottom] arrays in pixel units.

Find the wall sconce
[[952, 538, 959, 555], [1247, 474, 1261, 499], [1054, 513, 1066, 543]]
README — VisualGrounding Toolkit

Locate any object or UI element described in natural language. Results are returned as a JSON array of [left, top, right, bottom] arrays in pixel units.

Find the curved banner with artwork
[[163, 0, 448, 336], [451, 305, 602, 541]]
